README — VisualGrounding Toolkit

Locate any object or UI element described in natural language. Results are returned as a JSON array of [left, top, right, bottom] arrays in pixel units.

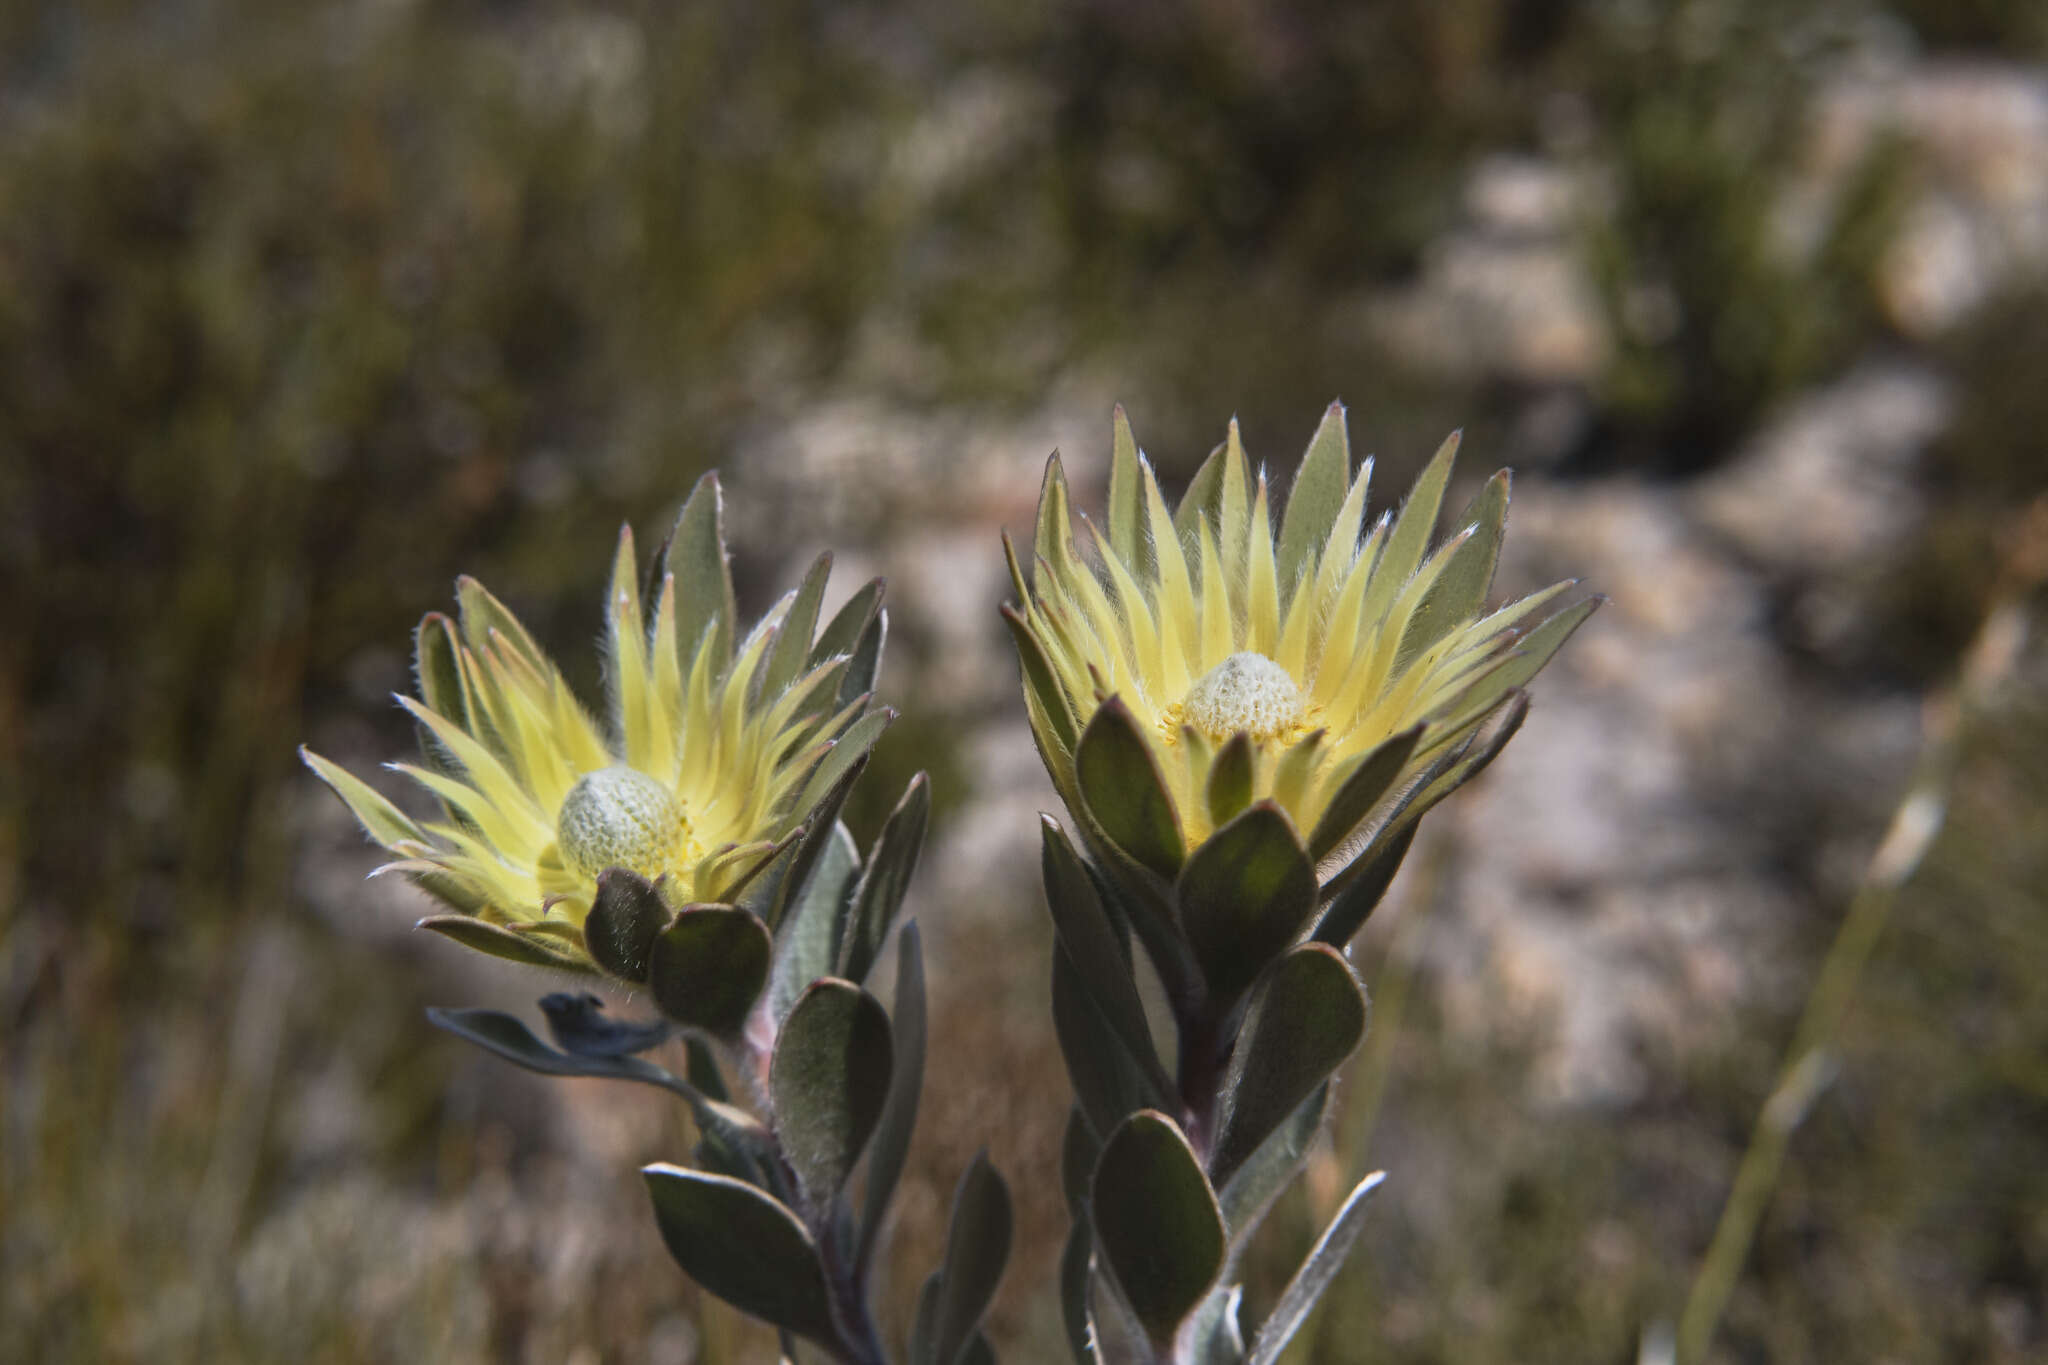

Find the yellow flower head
[[1005, 404, 1595, 896], [304, 474, 887, 973]]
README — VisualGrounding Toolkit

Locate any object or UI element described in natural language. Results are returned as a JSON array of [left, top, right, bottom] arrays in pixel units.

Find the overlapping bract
[[1006, 404, 1597, 893], [303, 472, 887, 974]]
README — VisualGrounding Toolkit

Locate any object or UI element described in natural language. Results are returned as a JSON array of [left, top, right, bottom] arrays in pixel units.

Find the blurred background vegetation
[[3, 0, 2045, 1362]]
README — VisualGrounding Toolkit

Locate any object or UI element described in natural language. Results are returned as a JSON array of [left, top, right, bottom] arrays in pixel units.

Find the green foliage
[[1580, 0, 1912, 468]]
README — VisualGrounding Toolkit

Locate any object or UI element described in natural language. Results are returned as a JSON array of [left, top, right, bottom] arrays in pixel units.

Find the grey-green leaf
[[1178, 802, 1319, 1007], [1184, 1285, 1247, 1365], [838, 606, 888, 709], [795, 708, 892, 818], [839, 773, 929, 985], [662, 472, 737, 678], [642, 1164, 839, 1345], [762, 552, 834, 703], [648, 905, 772, 1038], [416, 916, 597, 975], [1107, 405, 1152, 582], [768, 823, 860, 1026], [1075, 698, 1185, 880], [1374, 430, 1459, 594], [859, 921, 927, 1275], [1306, 724, 1424, 864], [1091, 1110, 1226, 1347], [771, 977, 894, 1210], [1210, 945, 1368, 1187], [429, 1008, 767, 1157], [1002, 604, 1081, 755], [1053, 947, 1175, 1140], [413, 612, 467, 728], [1042, 818, 1174, 1101], [1059, 1216, 1103, 1365], [1395, 468, 1509, 671], [811, 577, 884, 668], [1312, 823, 1417, 948], [930, 1152, 1014, 1365], [1218, 1084, 1330, 1240], [1174, 437, 1231, 545], [1277, 401, 1351, 594], [1205, 732, 1256, 831], [1060, 1105, 1100, 1217], [583, 868, 672, 982], [1245, 1171, 1387, 1365]]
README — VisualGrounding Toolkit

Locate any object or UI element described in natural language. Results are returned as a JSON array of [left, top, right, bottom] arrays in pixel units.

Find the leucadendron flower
[[1007, 404, 1597, 968], [304, 473, 888, 989]]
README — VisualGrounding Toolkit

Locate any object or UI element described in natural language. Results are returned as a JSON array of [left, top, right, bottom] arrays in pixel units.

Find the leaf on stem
[[642, 1164, 839, 1346], [770, 977, 894, 1211], [1210, 945, 1367, 1188], [1245, 1172, 1387, 1365], [1090, 1111, 1226, 1348], [648, 905, 772, 1039]]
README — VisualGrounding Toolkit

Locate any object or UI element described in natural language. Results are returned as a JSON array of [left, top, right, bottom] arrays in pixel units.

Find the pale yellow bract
[[303, 477, 881, 961], [1007, 405, 1594, 853]]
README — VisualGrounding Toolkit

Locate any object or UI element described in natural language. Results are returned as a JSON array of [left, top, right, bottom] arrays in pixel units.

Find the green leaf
[[909, 1271, 943, 1365], [416, 916, 596, 974], [1075, 698, 1185, 880], [771, 978, 894, 1210], [1218, 1084, 1329, 1240], [1052, 945, 1175, 1140], [642, 1164, 839, 1345], [770, 745, 873, 932], [1184, 1285, 1246, 1365], [1205, 732, 1255, 831], [1060, 1105, 1100, 1217], [1312, 824, 1417, 948], [762, 552, 834, 704], [930, 1152, 1014, 1365], [811, 577, 884, 666], [428, 1008, 766, 1156], [583, 868, 671, 982], [1436, 596, 1601, 736], [1245, 1172, 1387, 1365], [839, 605, 888, 710], [1395, 469, 1508, 670], [1178, 803, 1319, 1007], [1091, 1111, 1226, 1348], [538, 991, 674, 1057], [1002, 604, 1080, 755], [1210, 945, 1368, 1187], [1059, 1216, 1103, 1365], [661, 471, 737, 678], [795, 709, 893, 818], [1174, 435, 1232, 544], [1373, 430, 1460, 595], [839, 775, 929, 985], [860, 922, 927, 1274], [1277, 401, 1351, 595], [1033, 453, 1082, 594], [412, 612, 467, 728], [648, 906, 772, 1038], [1041, 819, 1174, 1101], [768, 823, 860, 1026], [1306, 724, 1425, 864], [453, 574, 547, 673], [300, 747, 424, 850], [1106, 404, 1152, 581]]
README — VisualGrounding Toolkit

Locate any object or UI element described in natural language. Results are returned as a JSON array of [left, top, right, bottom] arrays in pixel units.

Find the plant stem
[[1673, 500, 2045, 1365]]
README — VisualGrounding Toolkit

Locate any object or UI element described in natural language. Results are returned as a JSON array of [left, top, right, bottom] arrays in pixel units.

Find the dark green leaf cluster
[[1044, 739, 1480, 1359], [431, 731, 1011, 1362]]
